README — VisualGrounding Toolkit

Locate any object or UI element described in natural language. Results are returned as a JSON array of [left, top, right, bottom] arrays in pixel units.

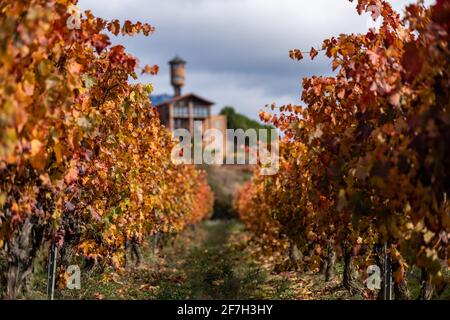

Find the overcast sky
[[78, 0, 434, 120]]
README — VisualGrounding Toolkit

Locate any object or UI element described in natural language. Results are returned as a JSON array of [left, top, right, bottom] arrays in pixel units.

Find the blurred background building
[[153, 56, 227, 138]]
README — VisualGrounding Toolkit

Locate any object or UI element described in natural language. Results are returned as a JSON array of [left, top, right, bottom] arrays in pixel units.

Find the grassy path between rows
[[157, 220, 268, 299]]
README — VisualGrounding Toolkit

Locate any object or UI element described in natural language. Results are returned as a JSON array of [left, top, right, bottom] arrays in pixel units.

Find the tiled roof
[[169, 56, 187, 65], [155, 93, 214, 107], [151, 94, 173, 105]]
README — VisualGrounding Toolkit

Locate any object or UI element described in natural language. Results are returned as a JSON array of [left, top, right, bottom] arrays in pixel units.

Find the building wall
[[204, 115, 227, 152], [156, 105, 170, 129], [160, 97, 213, 133], [157, 97, 223, 151]]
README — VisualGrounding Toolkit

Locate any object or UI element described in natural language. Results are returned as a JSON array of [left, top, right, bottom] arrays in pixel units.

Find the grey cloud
[[78, 0, 435, 119]]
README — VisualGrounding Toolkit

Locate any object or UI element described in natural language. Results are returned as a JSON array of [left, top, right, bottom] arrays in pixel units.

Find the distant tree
[[220, 106, 274, 144]]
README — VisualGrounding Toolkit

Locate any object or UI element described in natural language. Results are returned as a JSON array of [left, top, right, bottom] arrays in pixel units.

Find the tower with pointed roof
[[154, 57, 226, 145], [169, 56, 186, 97]]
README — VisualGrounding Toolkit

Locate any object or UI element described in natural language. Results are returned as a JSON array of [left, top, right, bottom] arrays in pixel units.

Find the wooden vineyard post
[[153, 232, 159, 255], [46, 242, 58, 300], [124, 235, 128, 269], [382, 242, 393, 300]]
